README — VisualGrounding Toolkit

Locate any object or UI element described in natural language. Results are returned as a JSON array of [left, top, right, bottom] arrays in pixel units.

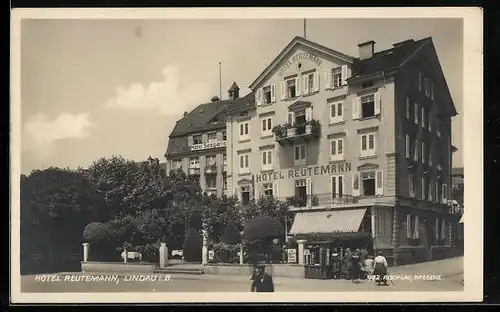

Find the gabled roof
[[249, 36, 355, 90]]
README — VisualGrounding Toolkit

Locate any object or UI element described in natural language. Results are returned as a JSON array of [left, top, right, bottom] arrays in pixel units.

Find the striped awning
[[289, 208, 367, 235]]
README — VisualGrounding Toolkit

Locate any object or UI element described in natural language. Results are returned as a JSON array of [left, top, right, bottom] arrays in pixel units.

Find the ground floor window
[[206, 175, 217, 190], [241, 185, 250, 205], [263, 183, 273, 197]]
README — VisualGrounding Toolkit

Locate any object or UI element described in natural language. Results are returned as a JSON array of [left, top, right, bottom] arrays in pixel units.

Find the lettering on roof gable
[[278, 52, 323, 76]]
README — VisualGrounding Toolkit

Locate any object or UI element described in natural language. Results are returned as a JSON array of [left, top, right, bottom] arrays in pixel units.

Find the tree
[[241, 196, 293, 237], [221, 221, 242, 245], [243, 215, 284, 263], [202, 194, 241, 243], [182, 228, 202, 262]]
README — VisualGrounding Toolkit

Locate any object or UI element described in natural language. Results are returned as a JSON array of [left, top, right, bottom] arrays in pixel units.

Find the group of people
[[330, 247, 389, 284]]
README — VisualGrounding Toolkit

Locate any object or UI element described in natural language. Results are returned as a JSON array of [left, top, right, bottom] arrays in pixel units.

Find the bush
[[212, 242, 239, 263], [83, 222, 108, 243], [83, 222, 118, 261], [243, 216, 284, 243], [182, 228, 202, 262], [221, 222, 241, 245]]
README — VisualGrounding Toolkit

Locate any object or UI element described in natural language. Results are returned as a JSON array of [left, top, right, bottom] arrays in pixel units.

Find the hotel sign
[[254, 162, 352, 183], [189, 140, 227, 151], [278, 52, 323, 76]]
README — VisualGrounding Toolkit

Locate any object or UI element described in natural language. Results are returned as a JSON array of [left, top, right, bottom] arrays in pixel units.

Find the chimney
[[358, 40, 376, 60], [210, 96, 220, 103], [228, 82, 240, 101]]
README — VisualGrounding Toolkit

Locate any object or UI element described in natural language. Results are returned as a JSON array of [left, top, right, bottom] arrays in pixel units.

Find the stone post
[[159, 242, 168, 269], [297, 240, 306, 265], [82, 243, 89, 262], [202, 230, 208, 265], [123, 248, 128, 263], [239, 243, 244, 264]]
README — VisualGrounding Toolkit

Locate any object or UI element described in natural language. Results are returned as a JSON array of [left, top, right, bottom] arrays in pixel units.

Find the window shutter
[[374, 92, 381, 115], [409, 174, 414, 197], [405, 135, 411, 158], [342, 175, 346, 196], [418, 73, 423, 91], [331, 176, 337, 196], [428, 112, 432, 131], [430, 82, 434, 100], [414, 139, 419, 161], [352, 97, 361, 120], [273, 181, 279, 199], [435, 181, 439, 203], [306, 177, 312, 196], [325, 68, 332, 90], [338, 138, 344, 155], [414, 216, 420, 239], [422, 142, 425, 164], [352, 173, 360, 197], [421, 106, 425, 128], [341, 65, 348, 85], [435, 218, 440, 240], [429, 148, 433, 166], [303, 75, 309, 95], [295, 77, 301, 96], [287, 112, 295, 125], [270, 84, 276, 103], [331, 140, 336, 155], [256, 88, 263, 106], [421, 177, 425, 200], [406, 97, 410, 119], [406, 214, 412, 239], [442, 184, 447, 204], [313, 71, 320, 92], [375, 170, 383, 195], [414, 103, 419, 124], [305, 107, 312, 121], [280, 81, 286, 100]]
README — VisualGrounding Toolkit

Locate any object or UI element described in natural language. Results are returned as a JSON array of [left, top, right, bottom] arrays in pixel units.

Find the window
[[414, 103, 419, 124], [361, 171, 376, 196], [239, 154, 249, 173], [405, 134, 414, 159], [428, 179, 434, 201], [206, 175, 217, 189], [223, 154, 227, 166], [223, 175, 227, 192], [330, 138, 344, 161], [295, 179, 308, 206], [331, 175, 344, 198], [294, 110, 306, 125], [421, 106, 426, 128], [360, 133, 376, 157], [240, 185, 250, 205], [172, 159, 183, 170], [261, 117, 273, 136], [263, 183, 273, 197], [430, 81, 434, 100], [437, 119, 442, 137], [287, 78, 297, 99], [418, 73, 424, 92], [428, 111, 432, 132], [294, 144, 307, 166], [329, 101, 343, 123], [189, 157, 200, 168], [361, 94, 375, 118], [307, 73, 314, 94], [206, 155, 216, 167], [424, 78, 433, 99], [406, 215, 420, 239], [239, 122, 249, 140], [262, 150, 273, 170], [409, 173, 416, 197], [263, 85, 272, 104], [414, 139, 419, 162], [222, 131, 227, 141], [332, 67, 342, 88], [193, 135, 202, 145], [429, 148, 433, 166], [406, 97, 411, 119], [422, 176, 427, 200], [208, 132, 217, 143], [441, 183, 448, 204], [437, 146, 442, 169]]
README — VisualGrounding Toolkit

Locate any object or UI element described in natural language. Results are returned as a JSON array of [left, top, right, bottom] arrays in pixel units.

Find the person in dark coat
[[344, 248, 353, 280], [331, 248, 341, 279], [250, 265, 274, 292], [350, 249, 362, 283]]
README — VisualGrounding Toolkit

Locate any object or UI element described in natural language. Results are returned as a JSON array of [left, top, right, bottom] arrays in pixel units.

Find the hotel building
[[225, 36, 459, 265], [165, 83, 252, 197]]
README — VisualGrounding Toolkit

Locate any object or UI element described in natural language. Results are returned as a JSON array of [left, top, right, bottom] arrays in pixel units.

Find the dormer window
[[193, 135, 202, 145], [287, 78, 297, 99], [263, 85, 272, 104]]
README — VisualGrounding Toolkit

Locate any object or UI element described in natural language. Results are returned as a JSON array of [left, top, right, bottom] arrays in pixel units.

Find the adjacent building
[[225, 36, 458, 265]]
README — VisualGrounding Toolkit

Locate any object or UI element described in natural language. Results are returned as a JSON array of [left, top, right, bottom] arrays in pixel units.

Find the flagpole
[[219, 61, 222, 100], [303, 18, 307, 38]]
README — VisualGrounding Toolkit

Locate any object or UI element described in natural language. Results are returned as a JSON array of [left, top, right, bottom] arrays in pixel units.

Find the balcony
[[188, 167, 200, 175], [284, 193, 359, 209], [272, 120, 321, 145]]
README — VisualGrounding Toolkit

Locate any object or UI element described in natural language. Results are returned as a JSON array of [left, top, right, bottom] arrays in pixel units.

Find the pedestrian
[[250, 265, 274, 292], [331, 248, 341, 279], [362, 255, 375, 279], [351, 248, 362, 283], [360, 246, 368, 263], [373, 251, 389, 286], [344, 248, 352, 280]]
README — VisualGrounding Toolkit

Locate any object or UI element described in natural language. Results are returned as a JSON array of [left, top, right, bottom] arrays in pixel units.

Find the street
[[21, 257, 464, 293]]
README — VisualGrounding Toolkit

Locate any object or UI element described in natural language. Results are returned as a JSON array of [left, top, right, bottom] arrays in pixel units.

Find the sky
[[20, 17, 463, 174]]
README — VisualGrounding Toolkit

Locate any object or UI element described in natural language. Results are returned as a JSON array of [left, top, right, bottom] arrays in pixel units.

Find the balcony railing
[[188, 167, 200, 175], [281, 193, 359, 208], [204, 164, 217, 174], [272, 120, 321, 145]]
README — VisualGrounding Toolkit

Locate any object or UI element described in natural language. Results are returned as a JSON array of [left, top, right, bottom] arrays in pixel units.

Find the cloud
[[24, 112, 95, 144], [104, 65, 213, 115]]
